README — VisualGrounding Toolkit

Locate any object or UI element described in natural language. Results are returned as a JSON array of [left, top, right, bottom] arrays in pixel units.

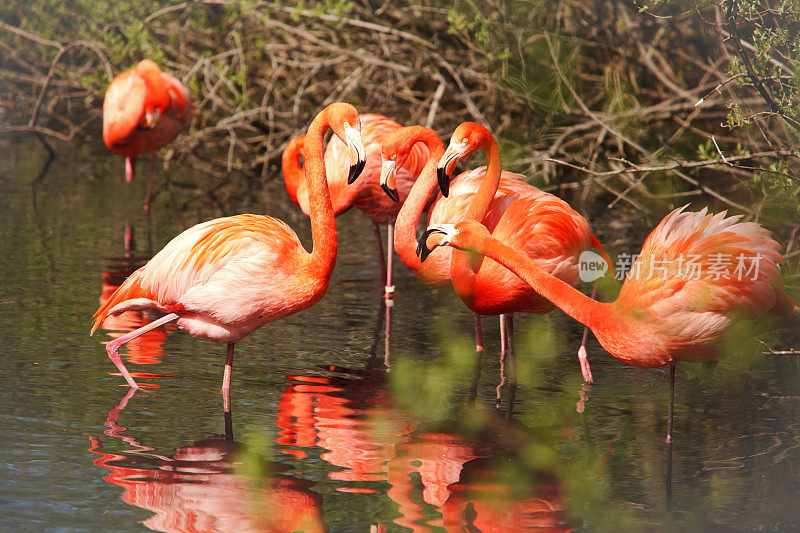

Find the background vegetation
[[1, 0, 798, 228]]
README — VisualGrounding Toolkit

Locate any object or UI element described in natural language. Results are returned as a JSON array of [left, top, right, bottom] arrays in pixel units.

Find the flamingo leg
[[469, 313, 484, 405], [105, 312, 180, 389], [222, 342, 235, 412], [384, 298, 392, 369], [665, 363, 675, 508], [506, 314, 517, 420], [372, 222, 387, 288], [496, 313, 507, 409], [666, 364, 675, 443], [577, 284, 598, 383], [384, 222, 395, 300]]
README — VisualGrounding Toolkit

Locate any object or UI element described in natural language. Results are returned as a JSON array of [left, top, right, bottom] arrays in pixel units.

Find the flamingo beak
[[416, 224, 455, 262], [379, 159, 399, 203], [345, 123, 366, 184], [436, 142, 463, 197]]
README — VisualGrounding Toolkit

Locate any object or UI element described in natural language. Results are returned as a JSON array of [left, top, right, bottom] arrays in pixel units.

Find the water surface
[[1, 135, 799, 531]]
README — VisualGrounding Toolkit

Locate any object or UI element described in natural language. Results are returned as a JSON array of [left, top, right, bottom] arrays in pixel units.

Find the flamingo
[[102, 59, 195, 210], [92, 102, 367, 407], [385, 123, 609, 393], [417, 210, 799, 441], [282, 114, 427, 298], [379, 125, 544, 391]]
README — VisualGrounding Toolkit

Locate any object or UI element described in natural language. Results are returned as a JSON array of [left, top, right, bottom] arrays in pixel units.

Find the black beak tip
[[348, 159, 366, 184], [436, 167, 450, 197], [381, 183, 400, 203], [416, 228, 438, 262]]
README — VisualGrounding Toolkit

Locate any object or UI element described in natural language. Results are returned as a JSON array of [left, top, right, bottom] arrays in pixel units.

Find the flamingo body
[[431, 167, 598, 315], [92, 215, 327, 343], [103, 59, 194, 182], [594, 207, 796, 367]]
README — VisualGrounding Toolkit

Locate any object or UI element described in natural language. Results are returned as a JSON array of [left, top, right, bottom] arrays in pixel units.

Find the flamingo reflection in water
[[442, 457, 578, 532], [275, 365, 578, 531], [90, 389, 327, 533]]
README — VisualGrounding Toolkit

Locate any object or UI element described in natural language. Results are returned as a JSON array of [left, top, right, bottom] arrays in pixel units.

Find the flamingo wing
[[618, 206, 792, 347]]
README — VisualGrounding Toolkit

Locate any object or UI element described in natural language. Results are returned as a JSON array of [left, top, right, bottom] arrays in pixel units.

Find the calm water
[[1, 134, 799, 532]]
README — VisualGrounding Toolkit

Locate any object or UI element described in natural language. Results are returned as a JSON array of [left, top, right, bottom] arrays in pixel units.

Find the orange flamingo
[[103, 59, 194, 209], [282, 114, 427, 297], [418, 209, 799, 441], [379, 125, 541, 380], [387, 123, 608, 390], [92, 103, 366, 406]]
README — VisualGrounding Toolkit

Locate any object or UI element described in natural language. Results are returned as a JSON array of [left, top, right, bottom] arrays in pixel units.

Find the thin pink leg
[[384, 300, 392, 369], [222, 342, 235, 412], [105, 312, 180, 388], [474, 313, 484, 355], [577, 284, 598, 383], [384, 223, 395, 300], [372, 222, 387, 287]]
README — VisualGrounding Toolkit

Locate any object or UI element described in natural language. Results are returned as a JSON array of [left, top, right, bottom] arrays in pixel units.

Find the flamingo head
[[436, 122, 492, 197], [379, 127, 419, 203], [416, 220, 490, 262], [135, 60, 171, 128], [327, 103, 366, 184]]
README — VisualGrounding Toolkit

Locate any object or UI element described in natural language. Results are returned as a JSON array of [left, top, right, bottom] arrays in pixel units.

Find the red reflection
[[276, 368, 498, 530], [91, 390, 327, 533], [387, 433, 489, 531], [98, 251, 176, 384], [276, 368, 411, 487], [441, 458, 578, 532]]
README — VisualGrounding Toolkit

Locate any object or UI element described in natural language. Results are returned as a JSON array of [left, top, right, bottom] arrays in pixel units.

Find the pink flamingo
[[379, 125, 545, 384], [102, 59, 194, 209], [385, 123, 608, 392], [417, 210, 798, 441], [92, 103, 366, 408], [282, 114, 427, 297]]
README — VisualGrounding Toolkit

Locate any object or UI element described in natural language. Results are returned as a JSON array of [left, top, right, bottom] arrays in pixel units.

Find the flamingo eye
[[391, 154, 396, 161]]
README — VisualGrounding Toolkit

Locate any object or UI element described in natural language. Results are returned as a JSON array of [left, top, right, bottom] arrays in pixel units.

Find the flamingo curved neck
[[394, 129, 446, 282], [472, 233, 608, 330], [303, 110, 338, 278], [451, 139, 502, 299]]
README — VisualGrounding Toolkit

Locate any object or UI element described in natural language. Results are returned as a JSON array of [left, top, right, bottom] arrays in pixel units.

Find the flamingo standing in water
[[282, 114, 427, 298], [418, 210, 798, 441], [379, 125, 542, 382], [92, 103, 367, 407], [387, 123, 608, 393], [103, 59, 195, 210]]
